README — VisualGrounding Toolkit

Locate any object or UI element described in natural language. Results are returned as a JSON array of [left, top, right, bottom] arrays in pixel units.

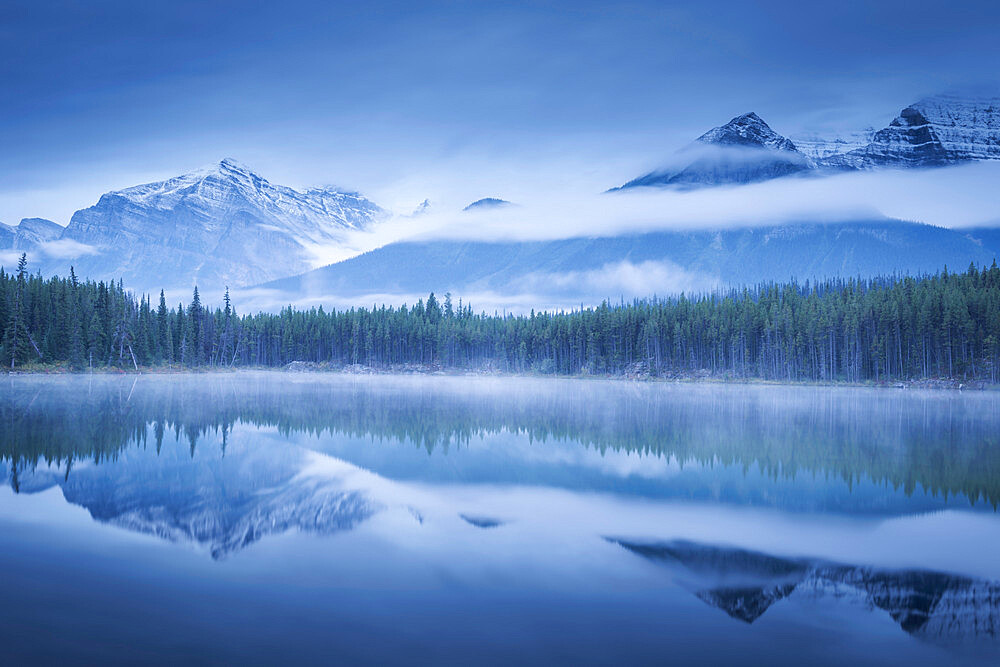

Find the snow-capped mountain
[[695, 111, 798, 151], [616, 94, 1000, 190], [824, 94, 1000, 169], [0, 217, 62, 251], [791, 128, 875, 160], [50, 159, 386, 291], [614, 112, 813, 189]]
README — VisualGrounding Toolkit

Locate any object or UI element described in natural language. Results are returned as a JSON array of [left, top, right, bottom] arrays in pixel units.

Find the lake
[[1, 373, 999, 665]]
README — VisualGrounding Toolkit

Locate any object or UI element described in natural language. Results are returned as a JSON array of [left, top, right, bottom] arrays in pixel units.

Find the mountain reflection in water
[[2, 373, 1000, 664], [610, 539, 1000, 644], [3, 373, 999, 511]]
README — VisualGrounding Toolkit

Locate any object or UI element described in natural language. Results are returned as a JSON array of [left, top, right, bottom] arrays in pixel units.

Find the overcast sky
[[2, 0, 999, 224]]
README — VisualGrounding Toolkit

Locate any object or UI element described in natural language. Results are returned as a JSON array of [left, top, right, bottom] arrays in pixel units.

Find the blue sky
[[2, 0, 999, 223]]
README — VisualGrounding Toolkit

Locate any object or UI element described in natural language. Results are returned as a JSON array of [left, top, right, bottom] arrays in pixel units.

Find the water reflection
[[2, 373, 1000, 663], [611, 539, 1000, 644], [3, 373, 999, 509]]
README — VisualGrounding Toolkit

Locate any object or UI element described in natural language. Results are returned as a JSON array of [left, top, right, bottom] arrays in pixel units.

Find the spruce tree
[[156, 290, 169, 362], [2, 254, 29, 369]]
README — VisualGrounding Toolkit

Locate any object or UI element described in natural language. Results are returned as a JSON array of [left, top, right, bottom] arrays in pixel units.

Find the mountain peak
[[823, 92, 1000, 169], [219, 157, 247, 169], [215, 157, 260, 178], [696, 112, 798, 153], [612, 111, 807, 190], [410, 199, 432, 216], [0, 216, 62, 251], [59, 161, 386, 290], [464, 197, 511, 211], [187, 157, 261, 182], [734, 111, 764, 124], [154, 158, 260, 186], [17, 217, 62, 234]]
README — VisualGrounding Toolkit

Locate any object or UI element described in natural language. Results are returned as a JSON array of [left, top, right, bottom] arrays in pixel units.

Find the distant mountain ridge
[[464, 198, 511, 211], [616, 93, 1000, 190], [825, 94, 1000, 169], [614, 112, 813, 189], [3, 91, 999, 295], [0, 217, 62, 252], [263, 220, 1000, 304], [790, 128, 874, 160]]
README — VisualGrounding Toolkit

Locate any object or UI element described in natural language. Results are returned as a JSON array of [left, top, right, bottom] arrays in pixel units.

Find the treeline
[[2, 254, 999, 382]]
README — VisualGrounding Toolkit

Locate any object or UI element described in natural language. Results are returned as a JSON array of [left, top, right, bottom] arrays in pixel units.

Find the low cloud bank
[[0, 239, 99, 272], [231, 162, 1000, 313], [321, 161, 1000, 268], [512, 260, 719, 299], [37, 239, 99, 260], [231, 260, 719, 316]]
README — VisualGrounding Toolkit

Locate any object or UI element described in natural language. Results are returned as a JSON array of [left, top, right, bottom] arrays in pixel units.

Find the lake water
[[1, 373, 999, 665]]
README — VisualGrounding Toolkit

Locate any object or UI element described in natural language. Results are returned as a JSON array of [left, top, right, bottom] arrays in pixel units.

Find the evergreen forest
[[2, 254, 999, 382]]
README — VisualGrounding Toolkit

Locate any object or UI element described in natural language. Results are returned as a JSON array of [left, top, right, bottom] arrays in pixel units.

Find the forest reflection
[[2, 373, 999, 507]]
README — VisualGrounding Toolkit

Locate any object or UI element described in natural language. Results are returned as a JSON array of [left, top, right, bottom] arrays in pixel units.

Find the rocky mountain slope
[[45, 159, 386, 291], [3, 93, 998, 294], [826, 94, 1000, 169], [617, 94, 1000, 190], [0, 217, 62, 252], [614, 112, 813, 189], [790, 129, 874, 161]]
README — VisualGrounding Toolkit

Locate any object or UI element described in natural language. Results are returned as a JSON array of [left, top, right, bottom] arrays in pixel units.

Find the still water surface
[[1, 373, 999, 665]]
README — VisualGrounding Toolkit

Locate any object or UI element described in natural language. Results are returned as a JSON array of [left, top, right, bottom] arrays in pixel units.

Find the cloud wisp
[[1, 239, 99, 271], [316, 161, 1000, 268]]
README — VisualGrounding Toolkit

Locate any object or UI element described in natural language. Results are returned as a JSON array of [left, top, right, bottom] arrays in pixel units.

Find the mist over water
[[1, 373, 999, 665]]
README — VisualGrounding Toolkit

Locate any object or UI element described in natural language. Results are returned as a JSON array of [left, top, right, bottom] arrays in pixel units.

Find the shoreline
[[3, 363, 996, 391]]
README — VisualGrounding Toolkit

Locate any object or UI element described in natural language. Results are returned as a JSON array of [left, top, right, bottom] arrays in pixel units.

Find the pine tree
[[2, 254, 29, 369], [156, 290, 169, 363], [188, 287, 203, 365], [221, 287, 234, 365]]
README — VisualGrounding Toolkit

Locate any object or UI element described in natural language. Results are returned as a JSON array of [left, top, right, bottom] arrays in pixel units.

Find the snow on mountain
[[614, 112, 813, 190], [791, 129, 875, 160], [0, 217, 63, 251], [694, 111, 799, 152], [100, 159, 381, 239], [824, 94, 1000, 169], [53, 159, 386, 291], [616, 94, 1000, 191], [409, 199, 432, 216]]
